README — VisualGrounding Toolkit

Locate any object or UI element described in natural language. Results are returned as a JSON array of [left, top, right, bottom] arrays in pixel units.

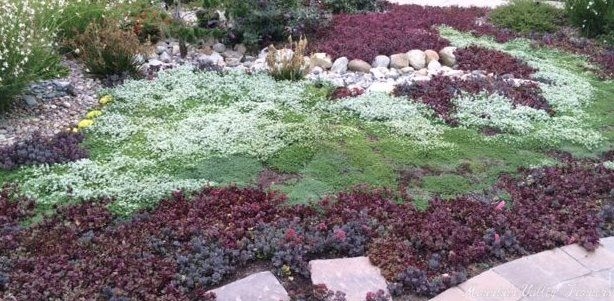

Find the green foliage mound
[[490, 0, 566, 34]]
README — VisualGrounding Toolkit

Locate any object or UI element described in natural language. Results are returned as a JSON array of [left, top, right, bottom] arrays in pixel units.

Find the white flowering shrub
[[0, 0, 150, 109], [565, 0, 614, 38], [0, 0, 66, 108]]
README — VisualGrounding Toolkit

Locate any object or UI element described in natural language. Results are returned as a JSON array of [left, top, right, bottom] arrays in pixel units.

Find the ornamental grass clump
[[0, 0, 66, 111], [266, 36, 309, 81], [70, 20, 144, 79]]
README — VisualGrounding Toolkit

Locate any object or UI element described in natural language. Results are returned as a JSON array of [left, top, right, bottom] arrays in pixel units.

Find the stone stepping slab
[[208, 271, 290, 301], [430, 237, 614, 301], [309, 256, 391, 301]]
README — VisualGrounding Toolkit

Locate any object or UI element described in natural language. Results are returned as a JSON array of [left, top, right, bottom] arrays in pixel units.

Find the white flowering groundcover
[[12, 29, 612, 214]]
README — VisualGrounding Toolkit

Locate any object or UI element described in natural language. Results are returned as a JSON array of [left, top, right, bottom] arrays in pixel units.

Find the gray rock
[[61, 101, 71, 109], [222, 50, 243, 60], [198, 52, 224, 65], [372, 55, 390, 68], [425, 49, 440, 64], [390, 53, 409, 69], [367, 82, 395, 94], [427, 60, 442, 74], [310, 53, 333, 69], [414, 74, 431, 82], [53, 80, 73, 92], [244, 55, 257, 63], [234, 43, 247, 55], [388, 68, 400, 79], [400, 66, 414, 74], [171, 44, 180, 56], [439, 46, 457, 67], [311, 66, 323, 75], [212, 42, 226, 53], [331, 57, 349, 74], [407, 49, 426, 70], [209, 271, 289, 301], [258, 47, 270, 59], [159, 51, 172, 63], [148, 59, 163, 69], [370, 67, 387, 80], [24, 95, 38, 107], [348, 59, 371, 73], [416, 68, 428, 76], [310, 257, 391, 301], [225, 57, 242, 67], [155, 45, 167, 55]]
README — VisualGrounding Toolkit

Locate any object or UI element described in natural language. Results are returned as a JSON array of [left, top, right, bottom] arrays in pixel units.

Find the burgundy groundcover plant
[[309, 4, 514, 61], [393, 73, 550, 124], [1, 157, 612, 300], [0, 131, 88, 171]]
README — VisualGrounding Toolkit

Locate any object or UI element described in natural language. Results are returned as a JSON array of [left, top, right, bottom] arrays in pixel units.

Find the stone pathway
[[207, 238, 614, 301], [430, 237, 614, 301]]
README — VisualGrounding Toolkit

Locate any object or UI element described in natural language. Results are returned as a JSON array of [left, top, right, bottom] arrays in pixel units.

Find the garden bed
[[1, 0, 614, 300]]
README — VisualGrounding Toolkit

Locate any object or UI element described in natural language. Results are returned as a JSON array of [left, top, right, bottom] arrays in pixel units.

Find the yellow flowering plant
[[99, 95, 113, 105], [86, 110, 103, 119], [77, 119, 94, 129]]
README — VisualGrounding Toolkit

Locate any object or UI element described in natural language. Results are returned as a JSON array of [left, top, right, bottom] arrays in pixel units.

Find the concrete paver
[[430, 287, 476, 301], [430, 239, 614, 301], [553, 275, 614, 301], [561, 244, 614, 271], [459, 270, 522, 301], [493, 248, 590, 288]]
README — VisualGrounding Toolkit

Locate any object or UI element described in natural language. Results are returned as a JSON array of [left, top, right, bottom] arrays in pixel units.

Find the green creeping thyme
[[439, 26, 603, 148], [322, 92, 447, 146]]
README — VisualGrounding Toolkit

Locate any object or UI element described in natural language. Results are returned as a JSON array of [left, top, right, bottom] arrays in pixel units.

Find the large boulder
[[439, 46, 457, 67], [348, 59, 371, 73], [425, 49, 440, 64], [372, 55, 390, 68], [427, 60, 443, 75], [407, 49, 426, 70], [310, 52, 333, 69], [390, 53, 409, 69], [331, 57, 349, 73]]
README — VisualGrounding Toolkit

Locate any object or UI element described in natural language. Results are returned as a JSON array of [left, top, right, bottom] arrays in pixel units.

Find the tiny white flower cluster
[[453, 92, 550, 134], [21, 156, 211, 214], [604, 161, 614, 170]]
